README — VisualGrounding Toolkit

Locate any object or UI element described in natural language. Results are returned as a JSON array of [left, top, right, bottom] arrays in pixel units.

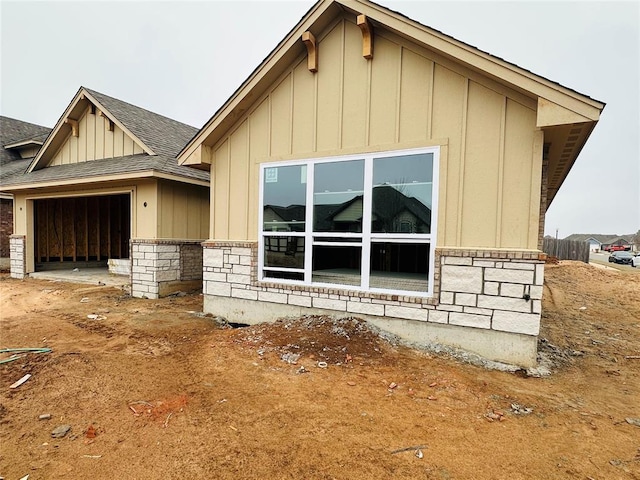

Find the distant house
[[177, 0, 604, 366], [564, 233, 633, 252], [1, 87, 210, 298], [0, 117, 52, 268]]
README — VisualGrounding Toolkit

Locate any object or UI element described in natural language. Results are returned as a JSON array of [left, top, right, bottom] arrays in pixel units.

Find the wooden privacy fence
[[543, 238, 590, 263]]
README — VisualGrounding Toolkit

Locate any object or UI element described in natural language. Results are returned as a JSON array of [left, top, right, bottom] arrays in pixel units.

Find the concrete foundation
[[204, 294, 538, 367]]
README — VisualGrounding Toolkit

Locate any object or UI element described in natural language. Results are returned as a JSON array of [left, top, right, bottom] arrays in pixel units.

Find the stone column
[[9, 235, 26, 279]]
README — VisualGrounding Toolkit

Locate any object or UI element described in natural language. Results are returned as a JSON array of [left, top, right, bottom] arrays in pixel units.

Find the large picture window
[[259, 147, 439, 297]]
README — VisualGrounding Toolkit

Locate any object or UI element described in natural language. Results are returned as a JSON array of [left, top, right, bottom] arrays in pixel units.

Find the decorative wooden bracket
[[357, 14, 373, 59], [64, 118, 79, 137], [98, 110, 114, 131], [302, 31, 318, 73]]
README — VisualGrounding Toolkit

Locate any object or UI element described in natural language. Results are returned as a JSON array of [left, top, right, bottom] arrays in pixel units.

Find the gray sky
[[1, 1, 638, 238]]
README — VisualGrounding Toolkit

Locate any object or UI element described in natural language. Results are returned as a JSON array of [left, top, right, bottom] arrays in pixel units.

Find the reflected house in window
[[326, 186, 432, 234], [179, 0, 604, 367], [263, 205, 306, 232]]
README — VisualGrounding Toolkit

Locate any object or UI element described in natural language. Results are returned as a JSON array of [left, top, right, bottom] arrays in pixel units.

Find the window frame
[[258, 146, 439, 298]]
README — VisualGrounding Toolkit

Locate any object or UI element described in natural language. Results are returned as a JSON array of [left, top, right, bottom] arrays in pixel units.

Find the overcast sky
[[1, 1, 638, 238]]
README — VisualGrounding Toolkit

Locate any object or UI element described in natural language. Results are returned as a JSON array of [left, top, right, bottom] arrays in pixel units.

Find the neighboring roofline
[[178, 0, 605, 164], [4, 139, 44, 150], [0, 169, 209, 192], [27, 86, 156, 172]]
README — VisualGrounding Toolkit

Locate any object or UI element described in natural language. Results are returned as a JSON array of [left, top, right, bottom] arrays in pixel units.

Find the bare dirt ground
[[0, 261, 639, 480]]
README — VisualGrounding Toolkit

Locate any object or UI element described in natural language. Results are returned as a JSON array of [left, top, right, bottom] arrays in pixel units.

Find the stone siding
[[10, 235, 25, 279], [131, 239, 204, 299], [202, 242, 545, 341]]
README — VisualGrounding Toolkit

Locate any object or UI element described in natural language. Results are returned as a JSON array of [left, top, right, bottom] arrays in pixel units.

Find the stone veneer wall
[[9, 235, 26, 279], [131, 239, 204, 299], [202, 241, 545, 365]]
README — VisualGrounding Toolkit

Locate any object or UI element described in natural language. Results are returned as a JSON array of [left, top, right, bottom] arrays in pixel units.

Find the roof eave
[[0, 170, 209, 192]]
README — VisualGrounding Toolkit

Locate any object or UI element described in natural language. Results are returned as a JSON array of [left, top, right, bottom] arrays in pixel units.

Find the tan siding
[[460, 81, 503, 247], [431, 65, 466, 246], [95, 115, 105, 159], [369, 35, 400, 146], [501, 100, 537, 248], [159, 182, 174, 238], [248, 100, 270, 239], [270, 75, 292, 157], [341, 20, 369, 149], [158, 180, 210, 239], [213, 140, 230, 238], [104, 123, 114, 159], [79, 115, 87, 162], [291, 59, 316, 154], [86, 112, 96, 161], [123, 135, 134, 156], [250, 99, 270, 164], [46, 109, 145, 167], [113, 128, 124, 157], [316, 21, 343, 152], [229, 121, 250, 240], [69, 134, 79, 164], [399, 48, 432, 143]]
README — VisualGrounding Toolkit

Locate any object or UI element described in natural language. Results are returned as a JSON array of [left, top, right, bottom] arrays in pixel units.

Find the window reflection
[[313, 160, 364, 232], [263, 236, 304, 269], [263, 165, 306, 232], [372, 154, 433, 234]]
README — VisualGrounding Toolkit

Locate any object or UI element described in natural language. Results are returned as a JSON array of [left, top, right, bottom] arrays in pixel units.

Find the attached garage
[[3, 87, 210, 298], [33, 194, 130, 269]]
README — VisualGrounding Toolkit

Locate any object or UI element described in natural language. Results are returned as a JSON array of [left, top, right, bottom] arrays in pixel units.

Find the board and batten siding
[[210, 15, 542, 250], [48, 107, 144, 166], [158, 180, 210, 240]]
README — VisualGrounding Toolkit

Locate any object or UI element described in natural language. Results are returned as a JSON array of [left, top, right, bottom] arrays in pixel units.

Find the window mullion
[[304, 162, 314, 284], [361, 156, 373, 290]]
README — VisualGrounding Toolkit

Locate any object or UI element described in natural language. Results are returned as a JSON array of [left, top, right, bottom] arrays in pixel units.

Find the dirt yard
[[1, 261, 639, 480]]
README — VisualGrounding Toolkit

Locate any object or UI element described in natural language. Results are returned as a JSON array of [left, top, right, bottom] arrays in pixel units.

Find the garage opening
[[34, 194, 130, 271]]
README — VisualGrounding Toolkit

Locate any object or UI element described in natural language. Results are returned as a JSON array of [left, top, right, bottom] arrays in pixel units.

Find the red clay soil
[[0, 261, 639, 479]]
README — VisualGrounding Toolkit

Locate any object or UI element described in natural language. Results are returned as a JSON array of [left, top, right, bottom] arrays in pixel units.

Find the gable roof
[[84, 88, 198, 158], [177, 0, 604, 208], [28, 86, 198, 172], [1, 116, 51, 165]]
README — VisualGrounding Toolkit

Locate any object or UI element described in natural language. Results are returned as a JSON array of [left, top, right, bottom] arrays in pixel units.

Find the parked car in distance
[[633, 253, 640, 268], [604, 244, 630, 252], [608, 251, 634, 265]]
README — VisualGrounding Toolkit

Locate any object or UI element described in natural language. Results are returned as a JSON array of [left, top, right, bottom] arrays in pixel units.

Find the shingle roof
[[2, 154, 208, 188], [1, 116, 51, 165], [84, 88, 198, 157], [563, 233, 635, 244], [0, 158, 32, 183]]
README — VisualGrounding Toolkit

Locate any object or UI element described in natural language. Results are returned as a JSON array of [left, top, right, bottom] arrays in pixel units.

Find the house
[[1, 117, 52, 269], [564, 233, 634, 252], [176, 0, 604, 366], [1, 87, 210, 298]]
